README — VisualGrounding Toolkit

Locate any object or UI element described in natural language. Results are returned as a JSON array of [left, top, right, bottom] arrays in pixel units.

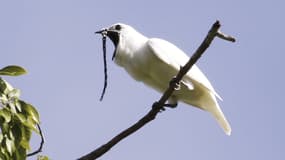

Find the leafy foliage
[[0, 65, 42, 160], [0, 65, 27, 76], [37, 155, 49, 160]]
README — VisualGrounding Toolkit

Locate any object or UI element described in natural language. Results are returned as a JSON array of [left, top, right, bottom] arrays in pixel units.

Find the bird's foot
[[152, 102, 178, 112], [170, 77, 181, 90], [163, 103, 178, 108], [152, 102, 164, 112]]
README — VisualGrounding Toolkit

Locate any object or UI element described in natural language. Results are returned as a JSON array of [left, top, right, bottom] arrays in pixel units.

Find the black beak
[[96, 27, 120, 61], [95, 28, 108, 35]]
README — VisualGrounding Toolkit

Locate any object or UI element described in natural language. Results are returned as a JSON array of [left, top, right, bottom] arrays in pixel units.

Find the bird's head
[[96, 23, 144, 61], [95, 23, 142, 100], [95, 23, 132, 48]]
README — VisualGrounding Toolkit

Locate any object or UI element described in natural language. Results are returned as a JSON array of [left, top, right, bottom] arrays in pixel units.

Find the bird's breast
[[113, 44, 147, 81]]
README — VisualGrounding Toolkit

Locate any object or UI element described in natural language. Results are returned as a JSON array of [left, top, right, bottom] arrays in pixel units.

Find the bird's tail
[[206, 93, 232, 136]]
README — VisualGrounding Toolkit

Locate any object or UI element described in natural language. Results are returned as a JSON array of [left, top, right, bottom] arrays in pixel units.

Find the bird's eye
[[115, 24, 121, 30]]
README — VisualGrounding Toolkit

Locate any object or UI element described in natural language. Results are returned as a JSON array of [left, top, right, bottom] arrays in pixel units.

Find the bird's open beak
[[95, 28, 108, 35]]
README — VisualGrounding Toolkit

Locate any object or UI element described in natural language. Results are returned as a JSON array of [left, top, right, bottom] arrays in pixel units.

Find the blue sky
[[0, 0, 284, 159]]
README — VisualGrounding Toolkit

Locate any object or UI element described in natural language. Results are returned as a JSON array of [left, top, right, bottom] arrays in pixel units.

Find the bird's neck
[[114, 31, 148, 66]]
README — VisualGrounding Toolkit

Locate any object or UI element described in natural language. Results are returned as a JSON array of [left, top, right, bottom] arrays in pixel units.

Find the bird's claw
[[152, 102, 178, 112], [163, 103, 178, 108], [152, 102, 165, 112], [170, 77, 180, 90]]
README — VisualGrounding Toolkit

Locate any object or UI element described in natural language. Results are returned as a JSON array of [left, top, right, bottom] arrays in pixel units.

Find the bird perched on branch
[[96, 23, 231, 135]]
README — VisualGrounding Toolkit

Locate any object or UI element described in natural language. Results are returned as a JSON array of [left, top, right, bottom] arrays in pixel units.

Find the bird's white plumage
[[106, 23, 231, 135], [148, 38, 221, 96]]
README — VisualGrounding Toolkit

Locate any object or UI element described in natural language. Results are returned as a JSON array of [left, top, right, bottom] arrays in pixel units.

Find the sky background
[[0, 0, 284, 159]]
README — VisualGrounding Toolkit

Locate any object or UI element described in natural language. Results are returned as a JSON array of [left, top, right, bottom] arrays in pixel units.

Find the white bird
[[96, 23, 231, 135]]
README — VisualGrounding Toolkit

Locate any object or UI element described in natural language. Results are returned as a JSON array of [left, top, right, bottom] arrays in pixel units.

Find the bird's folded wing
[[147, 38, 222, 100]]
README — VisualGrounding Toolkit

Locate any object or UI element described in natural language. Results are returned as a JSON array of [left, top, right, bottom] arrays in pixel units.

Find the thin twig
[[27, 124, 45, 157], [217, 30, 236, 42], [78, 20, 235, 160]]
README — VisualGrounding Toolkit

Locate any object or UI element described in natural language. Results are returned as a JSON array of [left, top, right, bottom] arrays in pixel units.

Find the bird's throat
[[107, 31, 120, 60]]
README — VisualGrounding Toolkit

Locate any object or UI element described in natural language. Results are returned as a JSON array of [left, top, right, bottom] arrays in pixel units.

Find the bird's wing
[[147, 38, 222, 100]]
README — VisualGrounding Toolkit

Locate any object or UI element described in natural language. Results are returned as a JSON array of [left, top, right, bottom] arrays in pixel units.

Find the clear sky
[[0, 0, 284, 159]]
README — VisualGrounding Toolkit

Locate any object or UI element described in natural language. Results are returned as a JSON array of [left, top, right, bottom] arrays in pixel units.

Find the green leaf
[[15, 100, 22, 113], [21, 101, 40, 124], [20, 126, 32, 149], [0, 148, 10, 160], [15, 113, 26, 124], [1, 122, 9, 134], [8, 102, 17, 114], [8, 89, 20, 98], [22, 117, 38, 133], [11, 123, 22, 145], [15, 147, 26, 160], [0, 108, 11, 123], [0, 79, 14, 96], [19, 137, 30, 151], [5, 138, 15, 156], [0, 78, 7, 93], [0, 65, 27, 76], [37, 155, 50, 160]]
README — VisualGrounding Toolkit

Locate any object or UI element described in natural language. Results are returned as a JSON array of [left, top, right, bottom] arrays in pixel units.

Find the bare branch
[[27, 124, 45, 157], [78, 20, 235, 160], [217, 30, 236, 42]]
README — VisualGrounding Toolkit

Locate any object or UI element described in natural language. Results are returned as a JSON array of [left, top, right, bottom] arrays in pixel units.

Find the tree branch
[[27, 124, 45, 157], [78, 20, 235, 160], [217, 30, 236, 42]]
